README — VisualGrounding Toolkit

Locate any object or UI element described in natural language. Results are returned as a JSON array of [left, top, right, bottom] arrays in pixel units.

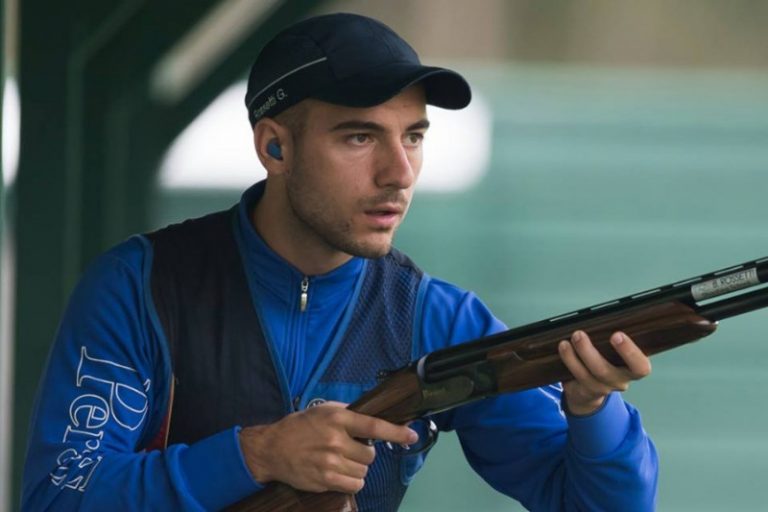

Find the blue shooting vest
[[145, 207, 427, 511]]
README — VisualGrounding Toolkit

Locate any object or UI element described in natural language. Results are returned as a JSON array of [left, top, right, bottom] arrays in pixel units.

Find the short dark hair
[[273, 101, 308, 141]]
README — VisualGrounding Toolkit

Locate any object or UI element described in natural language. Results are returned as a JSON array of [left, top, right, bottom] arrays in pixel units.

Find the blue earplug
[[267, 140, 283, 160]]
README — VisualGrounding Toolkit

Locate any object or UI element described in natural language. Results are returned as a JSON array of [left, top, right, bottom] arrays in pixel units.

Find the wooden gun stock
[[227, 256, 768, 512], [226, 484, 356, 512]]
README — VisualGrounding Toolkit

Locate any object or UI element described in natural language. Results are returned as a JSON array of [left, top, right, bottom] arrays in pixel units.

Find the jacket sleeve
[[21, 237, 261, 511], [419, 279, 658, 512]]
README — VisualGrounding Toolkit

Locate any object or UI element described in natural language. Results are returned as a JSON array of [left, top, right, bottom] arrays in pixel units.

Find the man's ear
[[253, 118, 291, 175]]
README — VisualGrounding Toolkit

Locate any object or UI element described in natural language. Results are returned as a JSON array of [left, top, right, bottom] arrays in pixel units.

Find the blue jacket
[[21, 182, 658, 511]]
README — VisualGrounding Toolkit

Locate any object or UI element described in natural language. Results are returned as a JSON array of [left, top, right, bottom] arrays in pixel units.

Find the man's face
[[283, 86, 428, 259]]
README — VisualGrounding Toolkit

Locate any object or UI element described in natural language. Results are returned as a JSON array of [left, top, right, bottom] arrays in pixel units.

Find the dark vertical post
[[12, 1, 76, 507], [0, 2, 5, 510]]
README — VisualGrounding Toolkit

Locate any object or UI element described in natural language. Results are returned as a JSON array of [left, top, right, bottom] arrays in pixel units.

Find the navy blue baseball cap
[[245, 13, 472, 126]]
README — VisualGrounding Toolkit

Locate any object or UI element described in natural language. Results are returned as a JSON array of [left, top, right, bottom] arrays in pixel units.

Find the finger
[[558, 339, 605, 391], [568, 331, 626, 387], [340, 438, 377, 466], [344, 413, 419, 446], [610, 332, 652, 379], [325, 456, 369, 480], [321, 401, 350, 409], [344, 459, 370, 480], [323, 473, 366, 494]]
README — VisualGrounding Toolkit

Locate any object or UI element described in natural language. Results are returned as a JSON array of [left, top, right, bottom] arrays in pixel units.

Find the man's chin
[[353, 245, 392, 260], [346, 237, 393, 259]]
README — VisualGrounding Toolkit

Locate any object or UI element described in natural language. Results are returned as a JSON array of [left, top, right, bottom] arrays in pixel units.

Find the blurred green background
[[2, 1, 768, 510]]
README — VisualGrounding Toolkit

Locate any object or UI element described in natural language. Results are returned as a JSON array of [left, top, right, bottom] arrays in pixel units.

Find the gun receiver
[[227, 256, 768, 512]]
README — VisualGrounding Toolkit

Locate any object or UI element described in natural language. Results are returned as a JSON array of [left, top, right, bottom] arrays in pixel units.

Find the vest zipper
[[300, 276, 309, 312]]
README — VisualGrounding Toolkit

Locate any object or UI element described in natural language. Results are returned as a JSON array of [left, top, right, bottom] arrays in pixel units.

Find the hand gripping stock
[[227, 256, 768, 512]]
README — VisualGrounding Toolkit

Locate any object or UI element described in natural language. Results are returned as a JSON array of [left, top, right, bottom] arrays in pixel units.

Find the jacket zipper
[[293, 276, 311, 409], [300, 276, 309, 312]]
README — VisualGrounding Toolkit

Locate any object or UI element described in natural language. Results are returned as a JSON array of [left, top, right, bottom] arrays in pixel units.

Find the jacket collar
[[235, 180, 365, 305]]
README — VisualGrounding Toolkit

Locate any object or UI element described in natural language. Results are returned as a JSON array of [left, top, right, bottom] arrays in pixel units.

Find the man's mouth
[[365, 204, 403, 215], [364, 204, 403, 228]]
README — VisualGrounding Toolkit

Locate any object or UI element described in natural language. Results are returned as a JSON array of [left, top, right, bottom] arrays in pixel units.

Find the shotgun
[[227, 255, 768, 512]]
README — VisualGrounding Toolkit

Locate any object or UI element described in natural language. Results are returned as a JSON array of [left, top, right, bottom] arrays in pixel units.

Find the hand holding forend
[[558, 329, 652, 415]]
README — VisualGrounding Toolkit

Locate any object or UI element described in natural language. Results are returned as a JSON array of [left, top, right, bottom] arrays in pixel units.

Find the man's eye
[[405, 133, 424, 146], [349, 134, 371, 145]]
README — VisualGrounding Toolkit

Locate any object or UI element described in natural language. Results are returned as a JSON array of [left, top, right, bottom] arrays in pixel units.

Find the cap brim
[[311, 62, 471, 110]]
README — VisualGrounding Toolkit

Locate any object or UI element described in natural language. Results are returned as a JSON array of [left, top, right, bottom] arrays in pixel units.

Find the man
[[22, 13, 657, 511]]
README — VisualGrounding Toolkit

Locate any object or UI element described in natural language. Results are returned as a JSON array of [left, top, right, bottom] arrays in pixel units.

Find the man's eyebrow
[[407, 119, 430, 131], [329, 118, 431, 132], [330, 120, 384, 132]]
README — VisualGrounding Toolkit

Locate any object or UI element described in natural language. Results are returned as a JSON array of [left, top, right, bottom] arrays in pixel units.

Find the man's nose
[[375, 140, 416, 189]]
